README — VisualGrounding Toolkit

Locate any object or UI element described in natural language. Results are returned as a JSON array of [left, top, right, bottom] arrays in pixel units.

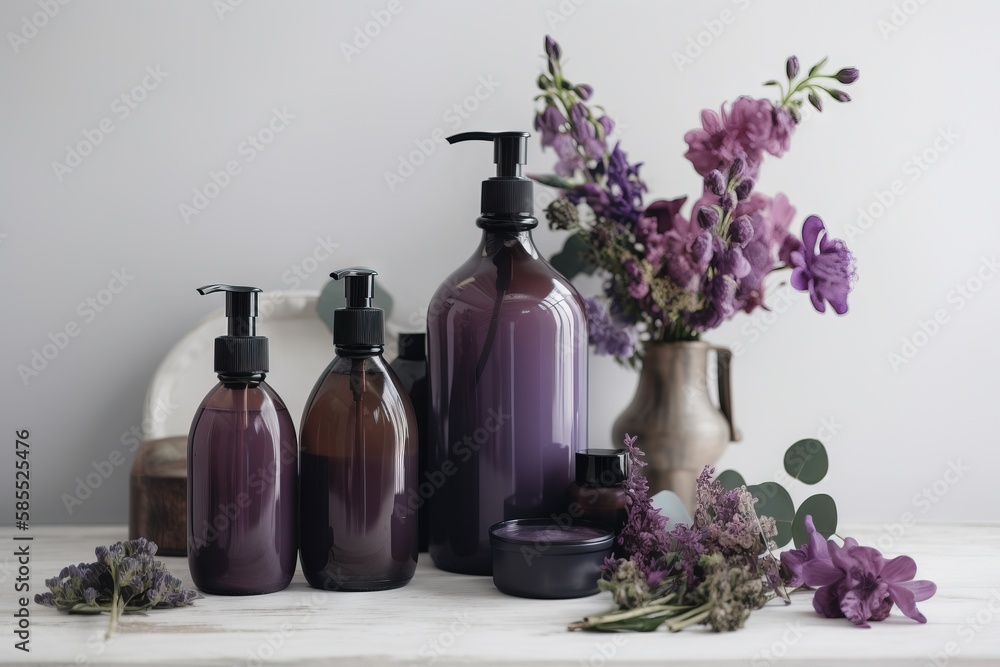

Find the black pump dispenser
[[196, 284, 268, 376], [331, 269, 384, 350], [447, 131, 535, 220]]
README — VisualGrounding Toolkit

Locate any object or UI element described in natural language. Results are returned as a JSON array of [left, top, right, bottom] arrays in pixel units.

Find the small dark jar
[[568, 448, 629, 539]]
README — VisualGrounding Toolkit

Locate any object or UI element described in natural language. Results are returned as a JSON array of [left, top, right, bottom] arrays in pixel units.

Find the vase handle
[[713, 346, 741, 442]]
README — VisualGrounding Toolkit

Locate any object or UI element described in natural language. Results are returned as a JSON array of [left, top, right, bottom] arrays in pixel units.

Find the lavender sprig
[[765, 55, 860, 119], [574, 437, 781, 633], [35, 538, 199, 639]]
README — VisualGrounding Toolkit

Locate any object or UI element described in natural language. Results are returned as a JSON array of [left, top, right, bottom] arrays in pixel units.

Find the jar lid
[[575, 448, 629, 486], [489, 519, 613, 555]]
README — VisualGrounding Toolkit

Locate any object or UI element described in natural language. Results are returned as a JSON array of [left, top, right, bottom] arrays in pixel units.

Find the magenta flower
[[684, 97, 791, 179], [780, 515, 858, 588], [789, 515, 937, 628], [790, 215, 855, 314], [803, 544, 937, 628]]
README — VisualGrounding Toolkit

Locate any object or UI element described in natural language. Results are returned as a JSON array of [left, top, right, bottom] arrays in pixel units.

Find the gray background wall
[[1, 0, 996, 526]]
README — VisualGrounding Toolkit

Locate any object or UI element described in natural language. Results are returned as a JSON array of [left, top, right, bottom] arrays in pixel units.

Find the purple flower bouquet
[[534, 37, 859, 363]]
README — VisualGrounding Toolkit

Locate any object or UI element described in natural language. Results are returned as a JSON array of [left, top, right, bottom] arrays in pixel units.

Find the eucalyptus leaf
[[549, 234, 597, 280], [792, 494, 838, 547], [747, 482, 794, 548], [783, 439, 829, 485], [716, 469, 746, 490]]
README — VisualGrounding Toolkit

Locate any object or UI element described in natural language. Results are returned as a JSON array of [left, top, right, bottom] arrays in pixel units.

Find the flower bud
[[728, 157, 745, 181], [697, 205, 720, 230], [834, 67, 859, 84], [575, 84, 594, 101], [734, 178, 755, 201], [828, 89, 851, 103], [808, 90, 823, 112], [786, 56, 799, 80], [720, 191, 737, 213], [730, 215, 754, 247], [537, 74, 552, 90], [544, 35, 561, 61], [705, 170, 726, 196]]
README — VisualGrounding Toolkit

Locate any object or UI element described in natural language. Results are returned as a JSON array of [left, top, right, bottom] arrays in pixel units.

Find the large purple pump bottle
[[427, 131, 588, 575], [187, 284, 297, 595]]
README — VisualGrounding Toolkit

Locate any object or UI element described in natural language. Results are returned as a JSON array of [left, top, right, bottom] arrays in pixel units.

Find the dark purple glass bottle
[[427, 132, 588, 575], [299, 270, 418, 591], [187, 284, 297, 595], [188, 382, 297, 594]]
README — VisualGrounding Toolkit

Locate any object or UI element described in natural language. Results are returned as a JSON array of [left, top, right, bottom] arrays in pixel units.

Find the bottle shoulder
[[197, 381, 289, 412], [432, 238, 584, 314]]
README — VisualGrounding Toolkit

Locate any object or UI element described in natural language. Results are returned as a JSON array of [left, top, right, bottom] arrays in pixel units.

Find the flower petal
[[790, 268, 810, 291], [812, 584, 844, 619], [893, 579, 937, 602], [840, 588, 876, 628], [801, 215, 825, 254], [880, 555, 918, 584], [805, 515, 831, 562], [781, 548, 808, 588], [887, 583, 929, 623], [802, 560, 843, 587], [809, 285, 826, 313]]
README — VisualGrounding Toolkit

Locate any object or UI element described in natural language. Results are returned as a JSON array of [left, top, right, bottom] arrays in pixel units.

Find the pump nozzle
[[447, 131, 529, 178], [196, 284, 268, 376], [330, 269, 384, 349], [331, 269, 377, 309], [447, 131, 534, 218]]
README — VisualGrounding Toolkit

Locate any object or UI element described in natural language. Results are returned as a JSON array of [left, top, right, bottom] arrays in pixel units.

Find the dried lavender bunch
[[35, 538, 199, 638], [574, 437, 780, 633]]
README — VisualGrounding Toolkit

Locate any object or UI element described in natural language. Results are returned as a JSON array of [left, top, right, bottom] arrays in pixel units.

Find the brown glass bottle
[[298, 270, 418, 591], [568, 449, 629, 538]]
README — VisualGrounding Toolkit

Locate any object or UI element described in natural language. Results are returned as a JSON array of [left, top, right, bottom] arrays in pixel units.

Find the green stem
[[667, 605, 712, 632], [105, 563, 120, 639], [780, 74, 839, 107]]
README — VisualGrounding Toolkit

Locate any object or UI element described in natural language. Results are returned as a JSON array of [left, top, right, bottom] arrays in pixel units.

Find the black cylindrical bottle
[[568, 449, 629, 539], [390, 333, 429, 552]]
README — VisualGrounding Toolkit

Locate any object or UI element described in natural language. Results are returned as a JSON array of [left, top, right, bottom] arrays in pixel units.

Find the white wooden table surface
[[2, 524, 998, 666]]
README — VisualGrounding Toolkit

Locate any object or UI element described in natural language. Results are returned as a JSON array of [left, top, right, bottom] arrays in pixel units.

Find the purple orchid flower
[[792, 515, 937, 628], [790, 215, 855, 314], [780, 515, 858, 588]]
